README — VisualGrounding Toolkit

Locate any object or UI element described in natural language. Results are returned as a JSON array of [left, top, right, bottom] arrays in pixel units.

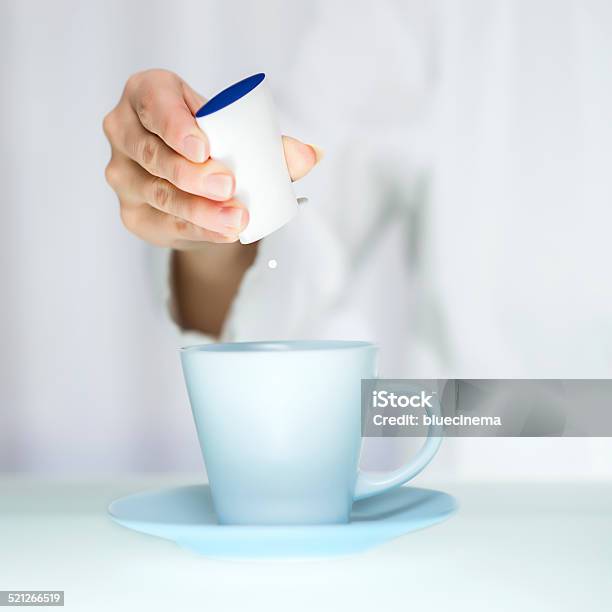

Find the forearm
[[172, 242, 258, 337], [102, 70, 320, 333]]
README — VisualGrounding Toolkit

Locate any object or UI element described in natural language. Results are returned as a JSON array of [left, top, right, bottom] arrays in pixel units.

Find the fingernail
[[203, 173, 234, 200], [182, 135, 207, 163], [308, 143, 325, 163], [217, 207, 246, 231]]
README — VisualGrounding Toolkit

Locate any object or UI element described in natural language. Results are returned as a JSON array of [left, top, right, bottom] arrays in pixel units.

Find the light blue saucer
[[108, 484, 457, 559]]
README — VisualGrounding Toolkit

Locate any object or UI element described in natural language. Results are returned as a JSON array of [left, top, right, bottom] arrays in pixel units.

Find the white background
[[1, 0, 611, 479]]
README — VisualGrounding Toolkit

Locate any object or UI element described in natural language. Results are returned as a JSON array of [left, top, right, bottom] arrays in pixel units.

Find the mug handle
[[353, 390, 444, 501]]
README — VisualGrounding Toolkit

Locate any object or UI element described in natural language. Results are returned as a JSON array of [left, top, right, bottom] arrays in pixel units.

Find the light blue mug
[[180, 340, 442, 525]]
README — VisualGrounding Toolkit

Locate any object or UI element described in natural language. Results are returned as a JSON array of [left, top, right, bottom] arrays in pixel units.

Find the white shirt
[[3, 0, 611, 475], [175, 0, 612, 380]]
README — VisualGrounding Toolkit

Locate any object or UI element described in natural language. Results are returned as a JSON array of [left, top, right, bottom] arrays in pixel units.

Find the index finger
[[127, 71, 209, 163]]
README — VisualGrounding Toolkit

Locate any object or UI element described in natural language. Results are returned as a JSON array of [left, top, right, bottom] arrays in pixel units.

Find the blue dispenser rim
[[196, 73, 265, 118]]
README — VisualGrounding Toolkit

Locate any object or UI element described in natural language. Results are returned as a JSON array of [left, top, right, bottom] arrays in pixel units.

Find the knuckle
[[134, 68, 175, 83], [104, 160, 122, 189], [125, 70, 145, 93], [127, 69, 179, 97], [119, 204, 137, 232], [157, 113, 173, 141], [146, 68, 178, 82], [139, 136, 159, 170], [170, 159, 186, 187], [135, 87, 156, 128], [170, 218, 218, 248], [125, 72, 139, 88], [151, 177, 174, 211], [216, 233, 238, 244], [102, 111, 116, 139], [172, 216, 192, 237]]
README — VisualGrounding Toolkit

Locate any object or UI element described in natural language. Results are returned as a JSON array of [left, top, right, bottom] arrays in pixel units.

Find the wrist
[[171, 241, 258, 336]]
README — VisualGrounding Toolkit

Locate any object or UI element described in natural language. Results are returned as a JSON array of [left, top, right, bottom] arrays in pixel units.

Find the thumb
[[128, 71, 209, 163], [282, 135, 324, 181], [182, 87, 324, 182], [182, 80, 206, 115]]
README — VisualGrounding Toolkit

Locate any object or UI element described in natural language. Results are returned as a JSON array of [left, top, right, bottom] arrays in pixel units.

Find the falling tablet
[[267, 259, 278, 269]]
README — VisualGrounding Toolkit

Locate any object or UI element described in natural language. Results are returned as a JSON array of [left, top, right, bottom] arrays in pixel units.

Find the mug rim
[[180, 340, 376, 354]]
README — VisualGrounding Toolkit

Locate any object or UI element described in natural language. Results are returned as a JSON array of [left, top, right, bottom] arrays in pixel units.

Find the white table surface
[[1, 476, 611, 611]]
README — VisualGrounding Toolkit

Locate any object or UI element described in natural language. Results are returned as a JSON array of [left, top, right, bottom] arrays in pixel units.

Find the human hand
[[103, 69, 321, 249]]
